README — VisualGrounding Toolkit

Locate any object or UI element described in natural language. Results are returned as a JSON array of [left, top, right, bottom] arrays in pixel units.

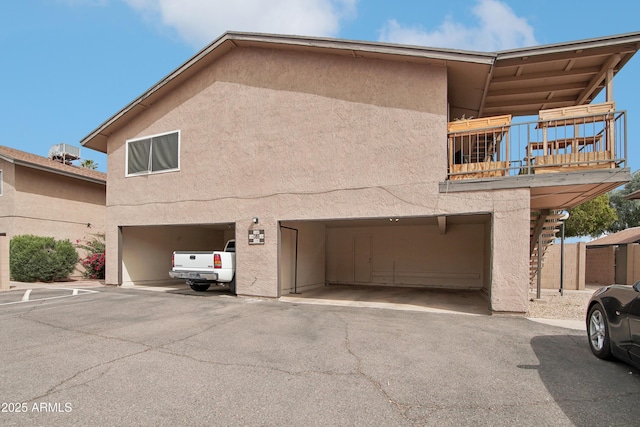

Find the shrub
[[76, 234, 105, 280], [10, 235, 78, 282]]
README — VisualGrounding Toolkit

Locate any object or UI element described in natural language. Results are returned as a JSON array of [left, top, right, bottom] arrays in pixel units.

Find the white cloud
[[378, 0, 537, 51], [123, 0, 358, 48]]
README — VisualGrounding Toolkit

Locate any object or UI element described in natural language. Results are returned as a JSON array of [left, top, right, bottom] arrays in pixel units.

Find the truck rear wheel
[[229, 278, 236, 295], [189, 282, 210, 292]]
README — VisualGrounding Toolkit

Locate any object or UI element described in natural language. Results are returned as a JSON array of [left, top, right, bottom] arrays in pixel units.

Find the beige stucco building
[[0, 146, 106, 285], [81, 32, 640, 314]]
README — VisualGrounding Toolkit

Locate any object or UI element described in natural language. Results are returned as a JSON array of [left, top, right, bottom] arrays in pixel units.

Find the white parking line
[[0, 289, 99, 306]]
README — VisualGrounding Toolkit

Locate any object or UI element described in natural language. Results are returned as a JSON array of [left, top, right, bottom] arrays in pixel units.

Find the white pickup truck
[[169, 239, 236, 293]]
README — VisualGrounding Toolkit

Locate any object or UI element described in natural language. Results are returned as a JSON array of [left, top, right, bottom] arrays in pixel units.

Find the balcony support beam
[[577, 54, 620, 105]]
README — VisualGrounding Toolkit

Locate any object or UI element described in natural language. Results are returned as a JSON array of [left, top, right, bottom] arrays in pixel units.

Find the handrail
[[447, 110, 626, 180]]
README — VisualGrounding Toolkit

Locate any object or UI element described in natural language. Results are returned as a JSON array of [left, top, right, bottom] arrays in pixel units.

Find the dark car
[[586, 281, 640, 369]]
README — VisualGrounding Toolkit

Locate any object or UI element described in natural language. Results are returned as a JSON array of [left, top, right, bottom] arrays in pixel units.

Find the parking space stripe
[[1, 289, 99, 306]]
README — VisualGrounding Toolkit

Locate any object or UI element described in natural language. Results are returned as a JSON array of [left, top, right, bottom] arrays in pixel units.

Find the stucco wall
[[122, 225, 227, 286], [279, 221, 326, 294], [325, 222, 486, 289], [101, 46, 531, 312], [0, 161, 16, 237], [0, 161, 105, 278], [489, 191, 530, 313]]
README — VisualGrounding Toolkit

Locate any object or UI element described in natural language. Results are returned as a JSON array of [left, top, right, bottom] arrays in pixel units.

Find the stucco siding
[[13, 166, 105, 240], [121, 225, 225, 286], [325, 222, 486, 289], [488, 189, 531, 313], [0, 161, 16, 236], [280, 221, 326, 294], [0, 161, 106, 278], [100, 46, 531, 312]]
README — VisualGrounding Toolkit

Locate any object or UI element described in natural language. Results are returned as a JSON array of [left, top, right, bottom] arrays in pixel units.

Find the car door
[[627, 281, 640, 364]]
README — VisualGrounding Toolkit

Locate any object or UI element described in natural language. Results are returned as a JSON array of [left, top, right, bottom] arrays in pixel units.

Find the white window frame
[[125, 130, 180, 177]]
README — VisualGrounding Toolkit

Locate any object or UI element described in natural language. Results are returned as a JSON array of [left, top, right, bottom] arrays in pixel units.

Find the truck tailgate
[[172, 251, 214, 271]]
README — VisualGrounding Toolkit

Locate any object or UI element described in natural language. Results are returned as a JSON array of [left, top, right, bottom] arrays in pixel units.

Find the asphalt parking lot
[[1, 285, 639, 426]]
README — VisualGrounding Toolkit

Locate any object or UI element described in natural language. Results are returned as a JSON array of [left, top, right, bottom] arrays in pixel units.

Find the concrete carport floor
[[280, 284, 491, 316]]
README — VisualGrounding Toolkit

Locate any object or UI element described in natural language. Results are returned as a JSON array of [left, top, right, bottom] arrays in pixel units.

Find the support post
[[537, 232, 542, 299], [560, 222, 565, 296]]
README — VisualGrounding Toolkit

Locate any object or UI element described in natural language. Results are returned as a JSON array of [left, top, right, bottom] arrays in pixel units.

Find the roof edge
[[12, 158, 106, 185], [496, 31, 640, 59], [21, 160, 105, 185]]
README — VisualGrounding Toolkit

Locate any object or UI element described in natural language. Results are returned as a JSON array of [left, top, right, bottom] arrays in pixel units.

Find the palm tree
[[80, 159, 98, 170]]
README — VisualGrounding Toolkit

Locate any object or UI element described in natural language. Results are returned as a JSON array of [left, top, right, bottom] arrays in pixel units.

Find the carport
[[119, 223, 235, 287], [278, 215, 491, 312]]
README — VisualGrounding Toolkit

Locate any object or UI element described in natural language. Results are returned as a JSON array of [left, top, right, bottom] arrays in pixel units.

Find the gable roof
[[80, 31, 640, 153], [587, 227, 640, 247], [0, 145, 106, 185]]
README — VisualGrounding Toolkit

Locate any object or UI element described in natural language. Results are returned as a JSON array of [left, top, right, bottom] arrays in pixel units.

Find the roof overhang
[[478, 32, 640, 117], [625, 189, 640, 200], [0, 155, 106, 185], [81, 31, 640, 152]]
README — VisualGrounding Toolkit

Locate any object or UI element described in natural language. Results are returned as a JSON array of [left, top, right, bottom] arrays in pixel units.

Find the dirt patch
[[526, 289, 596, 321]]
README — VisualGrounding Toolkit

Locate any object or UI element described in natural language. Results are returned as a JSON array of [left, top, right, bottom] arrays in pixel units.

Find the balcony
[[447, 102, 626, 181]]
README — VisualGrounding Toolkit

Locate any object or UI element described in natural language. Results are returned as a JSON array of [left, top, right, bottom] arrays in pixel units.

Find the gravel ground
[[526, 287, 598, 320]]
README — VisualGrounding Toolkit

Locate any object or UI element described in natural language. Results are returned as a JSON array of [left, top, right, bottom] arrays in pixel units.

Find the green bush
[[10, 235, 79, 282]]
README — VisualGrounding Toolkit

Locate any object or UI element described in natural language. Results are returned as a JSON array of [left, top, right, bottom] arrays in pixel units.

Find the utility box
[[49, 144, 81, 164]]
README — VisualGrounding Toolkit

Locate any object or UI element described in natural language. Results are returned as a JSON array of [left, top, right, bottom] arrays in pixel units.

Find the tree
[[80, 159, 98, 170], [564, 194, 617, 238], [608, 171, 640, 233]]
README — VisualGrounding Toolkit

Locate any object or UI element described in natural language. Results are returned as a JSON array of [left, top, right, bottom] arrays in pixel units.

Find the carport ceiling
[[172, 223, 235, 231]]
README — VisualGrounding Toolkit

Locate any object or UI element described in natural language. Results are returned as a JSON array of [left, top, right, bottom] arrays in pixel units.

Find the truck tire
[[229, 278, 236, 295], [189, 282, 210, 292]]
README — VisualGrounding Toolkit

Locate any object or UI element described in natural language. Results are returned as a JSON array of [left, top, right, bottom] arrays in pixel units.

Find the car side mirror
[[634, 281, 640, 292]]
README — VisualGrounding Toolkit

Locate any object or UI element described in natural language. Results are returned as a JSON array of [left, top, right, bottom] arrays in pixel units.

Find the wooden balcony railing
[[447, 103, 626, 181]]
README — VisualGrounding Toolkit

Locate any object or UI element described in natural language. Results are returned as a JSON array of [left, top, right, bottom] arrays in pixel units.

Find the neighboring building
[[625, 189, 640, 200], [0, 145, 106, 278], [586, 227, 640, 285], [80, 31, 640, 314]]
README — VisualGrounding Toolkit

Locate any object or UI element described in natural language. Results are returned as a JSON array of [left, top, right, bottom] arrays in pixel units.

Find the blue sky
[[1, 0, 639, 174]]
